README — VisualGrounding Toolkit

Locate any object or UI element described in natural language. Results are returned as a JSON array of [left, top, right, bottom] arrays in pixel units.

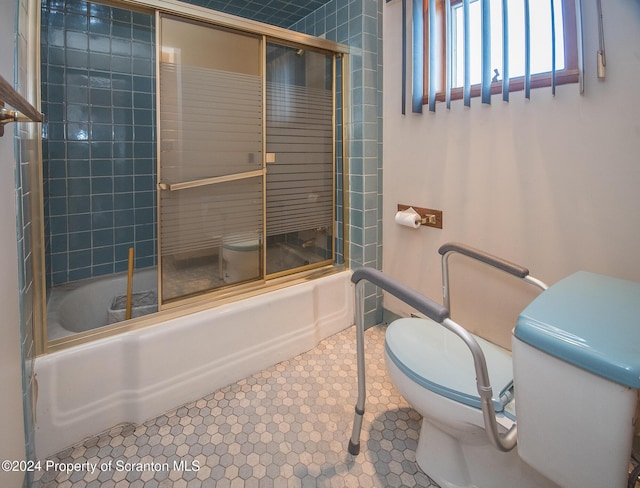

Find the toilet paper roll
[[395, 207, 421, 229]]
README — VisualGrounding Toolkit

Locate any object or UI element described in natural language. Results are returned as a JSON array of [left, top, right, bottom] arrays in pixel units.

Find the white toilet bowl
[[385, 317, 556, 488], [222, 233, 260, 283], [384, 271, 640, 488]]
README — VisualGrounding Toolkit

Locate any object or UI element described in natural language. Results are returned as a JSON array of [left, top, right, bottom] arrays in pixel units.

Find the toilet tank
[[512, 271, 640, 488]]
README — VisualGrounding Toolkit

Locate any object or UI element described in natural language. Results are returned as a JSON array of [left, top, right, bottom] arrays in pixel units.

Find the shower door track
[[117, 0, 349, 56]]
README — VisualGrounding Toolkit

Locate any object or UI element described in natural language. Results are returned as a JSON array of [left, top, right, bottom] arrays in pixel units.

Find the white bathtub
[[47, 267, 158, 340], [35, 270, 353, 459]]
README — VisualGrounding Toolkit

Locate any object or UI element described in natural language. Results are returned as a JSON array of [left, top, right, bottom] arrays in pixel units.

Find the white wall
[[383, 0, 640, 348], [0, 1, 28, 487]]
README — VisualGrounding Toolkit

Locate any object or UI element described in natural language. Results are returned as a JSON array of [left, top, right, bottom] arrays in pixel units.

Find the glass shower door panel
[[160, 179, 262, 302], [265, 45, 334, 276], [159, 16, 263, 303]]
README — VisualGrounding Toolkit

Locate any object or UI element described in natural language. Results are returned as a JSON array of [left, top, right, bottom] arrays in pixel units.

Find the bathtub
[[47, 267, 158, 340], [46, 243, 323, 339], [35, 270, 353, 459]]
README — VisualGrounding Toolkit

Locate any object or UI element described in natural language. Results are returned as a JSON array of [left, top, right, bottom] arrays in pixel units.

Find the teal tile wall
[[41, 0, 156, 287], [290, 0, 384, 326], [15, 0, 39, 481], [40, 0, 377, 311], [179, 0, 331, 28]]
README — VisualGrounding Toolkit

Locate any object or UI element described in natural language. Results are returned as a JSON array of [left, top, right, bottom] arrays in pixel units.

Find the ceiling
[[178, 0, 332, 28]]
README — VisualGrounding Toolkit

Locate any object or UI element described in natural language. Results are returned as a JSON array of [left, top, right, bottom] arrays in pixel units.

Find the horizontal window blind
[[266, 82, 333, 237]]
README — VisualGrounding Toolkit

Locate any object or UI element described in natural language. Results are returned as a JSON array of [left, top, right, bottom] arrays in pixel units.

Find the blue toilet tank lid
[[515, 271, 640, 389]]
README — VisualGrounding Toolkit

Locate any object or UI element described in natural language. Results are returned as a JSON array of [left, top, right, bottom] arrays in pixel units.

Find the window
[[423, 0, 579, 107]]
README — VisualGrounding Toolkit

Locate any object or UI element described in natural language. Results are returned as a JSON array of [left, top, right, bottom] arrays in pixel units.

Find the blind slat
[[481, 0, 491, 104], [402, 0, 407, 114], [428, 0, 437, 112], [502, 0, 510, 101], [576, 0, 584, 93], [412, 0, 424, 113], [463, 0, 471, 107], [524, 0, 531, 99], [551, 0, 557, 96], [445, 0, 452, 109]]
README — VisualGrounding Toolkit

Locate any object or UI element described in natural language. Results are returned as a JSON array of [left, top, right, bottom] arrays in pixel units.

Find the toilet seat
[[223, 233, 260, 252], [385, 318, 515, 414]]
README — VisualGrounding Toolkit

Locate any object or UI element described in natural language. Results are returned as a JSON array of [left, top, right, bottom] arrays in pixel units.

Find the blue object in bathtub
[[515, 271, 640, 389]]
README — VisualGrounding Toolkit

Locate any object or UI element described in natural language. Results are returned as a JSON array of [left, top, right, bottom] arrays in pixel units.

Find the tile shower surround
[[290, 0, 385, 326], [41, 0, 157, 286], [41, 0, 383, 322]]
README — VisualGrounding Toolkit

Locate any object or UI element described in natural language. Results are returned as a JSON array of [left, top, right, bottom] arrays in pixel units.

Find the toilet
[[221, 233, 260, 283], [384, 271, 640, 488]]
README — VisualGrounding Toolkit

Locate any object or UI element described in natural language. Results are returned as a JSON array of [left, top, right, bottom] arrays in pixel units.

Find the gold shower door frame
[[37, 1, 349, 354], [264, 39, 337, 279], [156, 14, 339, 309]]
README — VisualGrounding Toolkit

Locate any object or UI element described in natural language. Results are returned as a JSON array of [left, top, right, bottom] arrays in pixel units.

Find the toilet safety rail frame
[[348, 242, 548, 456], [439, 242, 548, 312]]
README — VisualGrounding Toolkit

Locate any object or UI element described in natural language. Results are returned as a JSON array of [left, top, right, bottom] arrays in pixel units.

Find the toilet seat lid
[[385, 318, 514, 412]]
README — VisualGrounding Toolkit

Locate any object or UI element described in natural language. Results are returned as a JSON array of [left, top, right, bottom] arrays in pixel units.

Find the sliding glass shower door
[[265, 44, 335, 277], [158, 16, 264, 304], [157, 16, 337, 307]]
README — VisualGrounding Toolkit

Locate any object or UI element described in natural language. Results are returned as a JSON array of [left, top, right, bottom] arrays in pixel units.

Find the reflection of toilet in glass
[[222, 234, 260, 284], [350, 243, 640, 488]]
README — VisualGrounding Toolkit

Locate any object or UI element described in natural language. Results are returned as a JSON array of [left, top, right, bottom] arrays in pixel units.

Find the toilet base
[[416, 419, 559, 488], [385, 345, 558, 488]]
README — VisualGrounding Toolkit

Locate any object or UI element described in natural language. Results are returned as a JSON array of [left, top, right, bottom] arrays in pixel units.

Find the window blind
[[411, 0, 582, 112]]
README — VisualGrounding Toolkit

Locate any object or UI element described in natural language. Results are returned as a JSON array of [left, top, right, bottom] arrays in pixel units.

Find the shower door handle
[[157, 169, 265, 191]]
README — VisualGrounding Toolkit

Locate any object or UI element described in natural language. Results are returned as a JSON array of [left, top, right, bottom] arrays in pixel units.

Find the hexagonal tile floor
[[33, 325, 438, 487]]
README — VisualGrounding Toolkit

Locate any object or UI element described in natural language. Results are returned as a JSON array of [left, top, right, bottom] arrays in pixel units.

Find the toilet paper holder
[[397, 204, 443, 229]]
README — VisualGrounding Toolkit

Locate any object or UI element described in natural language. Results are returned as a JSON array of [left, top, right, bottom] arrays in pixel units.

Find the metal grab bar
[[348, 267, 518, 456], [438, 242, 548, 311]]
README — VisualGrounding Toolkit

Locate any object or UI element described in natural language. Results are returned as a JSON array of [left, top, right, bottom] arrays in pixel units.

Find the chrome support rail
[[348, 264, 523, 455], [436, 242, 549, 452], [439, 241, 548, 311]]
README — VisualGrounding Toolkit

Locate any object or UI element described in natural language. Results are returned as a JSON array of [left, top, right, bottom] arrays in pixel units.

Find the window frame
[[423, 0, 579, 104]]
